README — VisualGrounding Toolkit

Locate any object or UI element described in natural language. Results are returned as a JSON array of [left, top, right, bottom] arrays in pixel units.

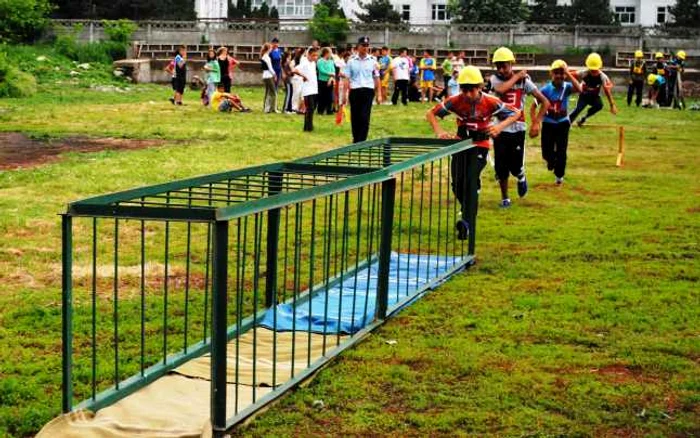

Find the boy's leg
[[509, 131, 527, 197], [303, 95, 316, 131], [493, 135, 510, 201], [428, 82, 434, 102], [391, 81, 399, 105], [541, 122, 556, 171], [584, 95, 604, 119], [569, 94, 588, 123], [464, 147, 488, 254], [554, 121, 570, 179], [627, 82, 634, 106], [400, 80, 408, 105]]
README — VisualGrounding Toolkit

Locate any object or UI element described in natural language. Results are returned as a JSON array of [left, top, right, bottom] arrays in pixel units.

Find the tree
[[356, 0, 401, 23], [527, 0, 569, 24], [569, 0, 614, 25], [449, 0, 529, 23], [309, 3, 349, 46], [669, 0, 700, 27], [229, 0, 243, 18], [0, 0, 53, 43], [270, 6, 279, 19]]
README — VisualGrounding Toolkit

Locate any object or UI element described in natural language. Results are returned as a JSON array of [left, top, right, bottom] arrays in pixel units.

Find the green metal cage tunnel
[[55, 137, 480, 437]]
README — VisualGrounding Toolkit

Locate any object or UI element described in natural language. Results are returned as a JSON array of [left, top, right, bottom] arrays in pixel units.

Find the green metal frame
[[61, 137, 478, 437]]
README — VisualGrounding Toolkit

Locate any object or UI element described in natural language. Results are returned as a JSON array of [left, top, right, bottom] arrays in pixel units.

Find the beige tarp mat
[[36, 328, 347, 438], [174, 327, 348, 385]]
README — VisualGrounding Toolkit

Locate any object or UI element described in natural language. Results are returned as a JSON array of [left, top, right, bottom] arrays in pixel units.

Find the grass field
[[0, 84, 698, 437]]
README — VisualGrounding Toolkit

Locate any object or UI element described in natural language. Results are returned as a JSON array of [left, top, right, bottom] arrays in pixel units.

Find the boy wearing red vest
[[426, 66, 521, 249]]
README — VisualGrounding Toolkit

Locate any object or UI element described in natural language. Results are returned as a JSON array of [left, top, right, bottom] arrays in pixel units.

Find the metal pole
[[61, 214, 73, 413], [265, 172, 283, 308], [376, 178, 396, 320], [211, 220, 229, 437]]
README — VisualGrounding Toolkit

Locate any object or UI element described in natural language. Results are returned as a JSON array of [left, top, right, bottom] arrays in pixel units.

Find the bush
[[0, 52, 37, 98], [102, 19, 138, 44], [54, 32, 127, 64], [0, 0, 53, 43], [309, 4, 349, 46]]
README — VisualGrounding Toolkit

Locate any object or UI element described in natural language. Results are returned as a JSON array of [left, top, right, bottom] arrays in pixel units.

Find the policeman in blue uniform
[[345, 36, 380, 143]]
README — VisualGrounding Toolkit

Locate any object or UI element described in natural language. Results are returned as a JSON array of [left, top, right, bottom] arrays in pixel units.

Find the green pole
[[376, 178, 396, 320], [211, 220, 229, 437], [61, 214, 73, 413]]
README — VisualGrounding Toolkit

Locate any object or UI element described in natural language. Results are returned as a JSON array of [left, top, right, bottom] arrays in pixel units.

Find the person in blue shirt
[[530, 60, 582, 185], [647, 73, 667, 108], [270, 37, 283, 90], [345, 36, 380, 143], [419, 50, 437, 102]]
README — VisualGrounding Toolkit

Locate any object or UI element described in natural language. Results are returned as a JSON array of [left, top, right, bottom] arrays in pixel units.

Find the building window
[[614, 6, 636, 24], [431, 3, 449, 21], [657, 6, 670, 24], [401, 4, 410, 21]]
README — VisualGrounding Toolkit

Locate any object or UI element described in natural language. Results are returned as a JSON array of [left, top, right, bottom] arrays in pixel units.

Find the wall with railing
[[50, 19, 700, 54]]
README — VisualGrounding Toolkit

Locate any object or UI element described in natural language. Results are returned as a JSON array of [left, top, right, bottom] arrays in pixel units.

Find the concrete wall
[[51, 20, 700, 55]]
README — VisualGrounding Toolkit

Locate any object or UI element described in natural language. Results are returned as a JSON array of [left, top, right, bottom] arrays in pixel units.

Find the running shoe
[[576, 117, 586, 127], [455, 219, 469, 240], [500, 198, 512, 208], [555, 176, 564, 185], [517, 176, 528, 198]]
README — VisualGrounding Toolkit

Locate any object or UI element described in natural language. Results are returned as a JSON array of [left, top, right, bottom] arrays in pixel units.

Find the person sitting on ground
[[569, 52, 617, 127], [210, 83, 252, 113]]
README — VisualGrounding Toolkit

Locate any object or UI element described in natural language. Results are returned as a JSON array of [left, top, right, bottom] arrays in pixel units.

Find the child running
[[569, 52, 617, 127], [627, 50, 646, 107], [531, 60, 582, 185], [419, 50, 437, 103], [426, 66, 521, 242], [488, 47, 550, 208]]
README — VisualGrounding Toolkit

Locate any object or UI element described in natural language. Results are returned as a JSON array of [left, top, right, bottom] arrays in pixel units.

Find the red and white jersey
[[488, 74, 537, 133]]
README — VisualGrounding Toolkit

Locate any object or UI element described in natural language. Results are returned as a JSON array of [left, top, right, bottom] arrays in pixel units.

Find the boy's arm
[[529, 87, 550, 138], [426, 105, 457, 139], [493, 70, 528, 94], [566, 70, 583, 94], [601, 73, 617, 114], [487, 104, 522, 138]]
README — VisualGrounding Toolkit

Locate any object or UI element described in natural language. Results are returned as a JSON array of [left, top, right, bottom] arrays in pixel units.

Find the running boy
[[488, 47, 550, 208], [569, 52, 617, 127], [627, 50, 646, 107], [530, 60, 582, 185], [426, 66, 521, 244], [419, 50, 437, 103]]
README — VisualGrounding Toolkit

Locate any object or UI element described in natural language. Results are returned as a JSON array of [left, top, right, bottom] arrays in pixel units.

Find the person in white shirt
[[260, 43, 277, 113], [293, 47, 319, 131], [390, 47, 410, 105]]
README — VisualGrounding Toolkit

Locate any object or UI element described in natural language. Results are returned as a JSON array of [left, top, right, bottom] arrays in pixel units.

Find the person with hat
[[627, 50, 646, 107], [345, 36, 380, 143], [488, 46, 550, 208], [667, 50, 686, 109], [652, 52, 670, 106], [569, 52, 617, 127], [531, 60, 582, 186], [646, 73, 666, 108], [426, 65, 521, 243]]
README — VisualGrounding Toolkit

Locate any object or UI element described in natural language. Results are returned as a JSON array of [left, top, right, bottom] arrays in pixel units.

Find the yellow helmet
[[457, 65, 484, 85], [492, 47, 515, 63], [634, 50, 643, 58], [655, 52, 664, 59], [647, 74, 658, 85], [585, 52, 603, 70], [677, 50, 686, 60], [550, 59, 568, 71]]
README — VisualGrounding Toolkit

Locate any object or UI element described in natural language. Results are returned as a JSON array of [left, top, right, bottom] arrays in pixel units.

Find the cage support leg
[[61, 214, 73, 413], [376, 178, 397, 320], [211, 220, 229, 437]]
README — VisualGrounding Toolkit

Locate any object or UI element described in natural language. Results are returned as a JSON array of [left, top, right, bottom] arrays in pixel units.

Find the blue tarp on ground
[[259, 252, 462, 335]]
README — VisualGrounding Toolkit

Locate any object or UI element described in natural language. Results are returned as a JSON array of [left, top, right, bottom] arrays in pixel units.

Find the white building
[[195, 0, 677, 26]]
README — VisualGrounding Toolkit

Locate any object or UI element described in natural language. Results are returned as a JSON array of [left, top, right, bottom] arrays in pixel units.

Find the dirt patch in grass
[[0, 133, 166, 170]]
